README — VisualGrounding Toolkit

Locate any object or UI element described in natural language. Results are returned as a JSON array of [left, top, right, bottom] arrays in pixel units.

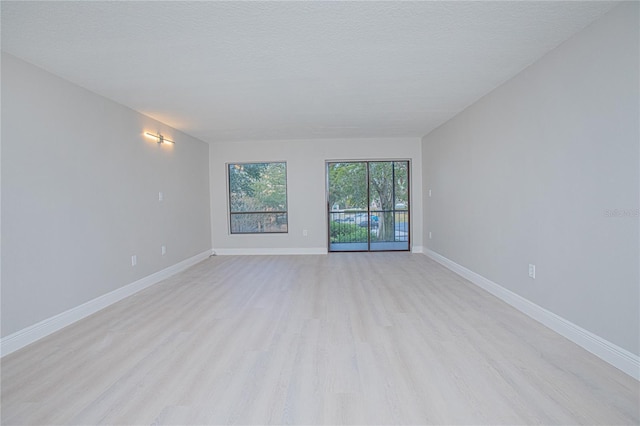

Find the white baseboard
[[411, 245, 424, 254], [0, 249, 213, 357], [424, 249, 640, 381], [214, 247, 328, 256]]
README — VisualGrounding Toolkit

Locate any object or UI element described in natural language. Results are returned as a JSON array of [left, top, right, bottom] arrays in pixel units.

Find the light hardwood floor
[[1, 253, 638, 425]]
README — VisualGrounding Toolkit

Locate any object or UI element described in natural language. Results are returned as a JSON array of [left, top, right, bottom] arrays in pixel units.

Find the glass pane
[[228, 162, 287, 213], [230, 213, 288, 234], [394, 161, 409, 210], [369, 161, 409, 251], [328, 162, 368, 251], [391, 161, 410, 249], [328, 162, 367, 211], [369, 162, 395, 243]]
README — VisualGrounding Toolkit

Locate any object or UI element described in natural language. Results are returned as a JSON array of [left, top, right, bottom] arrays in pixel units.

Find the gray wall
[[1, 53, 212, 337], [422, 3, 639, 355], [210, 138, 423, 253]]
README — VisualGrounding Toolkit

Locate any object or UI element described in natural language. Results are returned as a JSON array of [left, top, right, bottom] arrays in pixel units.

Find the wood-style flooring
[[1, 253, 638, 424]]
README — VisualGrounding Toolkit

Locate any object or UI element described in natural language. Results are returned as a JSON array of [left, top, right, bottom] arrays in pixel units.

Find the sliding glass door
[[327, 160, 410, 252]]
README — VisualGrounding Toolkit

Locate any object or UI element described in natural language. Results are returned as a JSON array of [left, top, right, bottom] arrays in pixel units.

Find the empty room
[[1, 1, 638, 425]]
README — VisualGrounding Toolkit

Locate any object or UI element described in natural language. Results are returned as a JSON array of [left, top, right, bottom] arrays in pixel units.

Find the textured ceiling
[[1, 1, 618, 143]]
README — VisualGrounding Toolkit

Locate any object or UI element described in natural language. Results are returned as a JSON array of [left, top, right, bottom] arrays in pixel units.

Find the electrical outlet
[[131, 255, 137, 266], [429, 231, 432, 239], [528, 264, 536, 279], [161, 245, 166, 255], [158, 191, 164, 201], [428, 189, 432, 197], [303, 229, 308, 237]]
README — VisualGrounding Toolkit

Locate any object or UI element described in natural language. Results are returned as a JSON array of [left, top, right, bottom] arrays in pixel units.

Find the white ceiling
[[1, 1, 618, 143]]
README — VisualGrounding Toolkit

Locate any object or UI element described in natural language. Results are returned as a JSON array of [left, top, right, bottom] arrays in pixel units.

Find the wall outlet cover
[[528, 264, 536, 279]]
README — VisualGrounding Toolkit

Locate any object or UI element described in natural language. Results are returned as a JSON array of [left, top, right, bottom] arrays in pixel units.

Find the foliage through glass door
[[327, 161, 409, 252]]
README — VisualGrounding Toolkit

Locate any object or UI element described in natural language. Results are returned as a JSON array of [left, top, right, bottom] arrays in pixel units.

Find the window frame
[[226, 161, 289, 234]]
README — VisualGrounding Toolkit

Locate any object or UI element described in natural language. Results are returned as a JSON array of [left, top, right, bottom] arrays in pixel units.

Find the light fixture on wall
[[145, 132, 174, 144]]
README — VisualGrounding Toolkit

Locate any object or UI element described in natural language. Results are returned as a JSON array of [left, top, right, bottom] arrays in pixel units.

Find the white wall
[[1, 53, 212, 337], [422, 3, 639, 355], [210, 138, 423, 254]]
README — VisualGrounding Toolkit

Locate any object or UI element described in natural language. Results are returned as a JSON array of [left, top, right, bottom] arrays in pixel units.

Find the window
[[327, 160, 410, 252], [228, 162, 288, 234]]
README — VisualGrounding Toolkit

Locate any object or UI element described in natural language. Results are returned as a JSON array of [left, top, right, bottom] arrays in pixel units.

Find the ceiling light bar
[[145, 132, 174, 144]]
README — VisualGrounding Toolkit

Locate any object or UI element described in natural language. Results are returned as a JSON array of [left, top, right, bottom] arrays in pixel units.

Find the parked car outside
[[395, 202, 407, 210], [357, 214, 379, 228]]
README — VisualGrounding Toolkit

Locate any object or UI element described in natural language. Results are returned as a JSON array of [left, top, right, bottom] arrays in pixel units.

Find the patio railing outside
[[329, 210, 408, 247]]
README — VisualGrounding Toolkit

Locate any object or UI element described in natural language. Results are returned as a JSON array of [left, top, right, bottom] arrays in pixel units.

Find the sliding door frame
[[326, 159, 411, 253]]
